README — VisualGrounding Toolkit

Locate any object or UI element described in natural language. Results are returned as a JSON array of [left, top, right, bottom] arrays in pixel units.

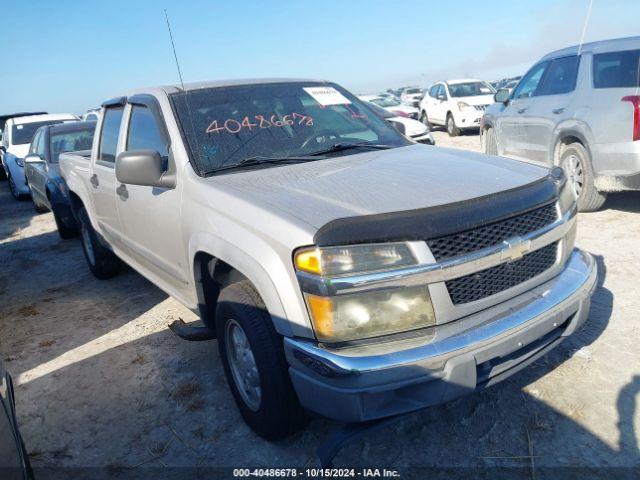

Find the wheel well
[[68, 191, 83, 217], [554, 135, 584, 166], [193, 252, 248, 330]]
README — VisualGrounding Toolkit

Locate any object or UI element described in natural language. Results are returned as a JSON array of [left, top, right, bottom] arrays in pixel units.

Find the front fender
[[188, 231, 314, 340]]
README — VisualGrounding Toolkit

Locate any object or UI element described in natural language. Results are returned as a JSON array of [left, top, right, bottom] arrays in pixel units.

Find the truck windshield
[[170, 82, 409, 176]]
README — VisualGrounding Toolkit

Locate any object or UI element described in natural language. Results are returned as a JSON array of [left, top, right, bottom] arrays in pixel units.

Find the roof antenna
[[163, 9, 203, 166], [164, 9, 186, 91], [578, 0, 594, 55]]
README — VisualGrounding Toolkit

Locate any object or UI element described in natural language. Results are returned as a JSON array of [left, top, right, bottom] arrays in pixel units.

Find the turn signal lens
[[306, 295, 334, 339], [294, 243, 416, 277], [295, 248, 321, 274]]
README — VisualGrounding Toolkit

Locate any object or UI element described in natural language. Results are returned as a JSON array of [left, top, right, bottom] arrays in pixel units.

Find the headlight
[[15, 157, 24, 167], [295, 243, 436, 343], [305, 285, 436, 343], [457, 101, 470, 111], [295, 243, 417, 276]]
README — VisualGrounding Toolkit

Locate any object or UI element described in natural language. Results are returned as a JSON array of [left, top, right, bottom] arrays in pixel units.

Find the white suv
[[419, 79, 495, 136]]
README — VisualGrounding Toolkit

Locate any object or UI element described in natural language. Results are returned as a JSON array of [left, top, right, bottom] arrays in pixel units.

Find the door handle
[[517, 107, 527, 114], [116, 184, 129, 200], [90, 174, 99, 188], [552, 107, 565, 114]]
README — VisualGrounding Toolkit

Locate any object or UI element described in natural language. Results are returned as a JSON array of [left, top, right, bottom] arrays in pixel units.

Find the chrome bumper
[[284, 249, 597, 422]]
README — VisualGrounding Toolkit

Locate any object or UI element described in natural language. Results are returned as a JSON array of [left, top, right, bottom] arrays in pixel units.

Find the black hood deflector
[[313, 175, 558, 246]]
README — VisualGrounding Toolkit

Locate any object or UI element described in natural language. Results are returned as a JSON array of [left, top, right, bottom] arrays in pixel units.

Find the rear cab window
[[50, 126, 95, 163], [98, 107, 124, 165], [593, 49, 640, 88]]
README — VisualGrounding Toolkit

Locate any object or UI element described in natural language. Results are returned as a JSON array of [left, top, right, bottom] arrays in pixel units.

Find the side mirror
[[116, 150, 175, 189], [494, 89, 511, 104], [436, 94, 446, 101], [24, 153, 45, 164]]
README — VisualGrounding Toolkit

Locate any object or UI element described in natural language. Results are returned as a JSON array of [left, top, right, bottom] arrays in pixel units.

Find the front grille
[[474, 105, 488, 111], [426, 203, 557, 262], [446, 242, 559, 305]]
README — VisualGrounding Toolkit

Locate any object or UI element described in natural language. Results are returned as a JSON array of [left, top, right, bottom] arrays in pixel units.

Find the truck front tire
[[215, 280, 307, 440], [77, 206, 121, 279]]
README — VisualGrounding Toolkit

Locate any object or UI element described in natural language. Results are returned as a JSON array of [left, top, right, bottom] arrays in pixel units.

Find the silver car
[[481, 36, 640, 211]]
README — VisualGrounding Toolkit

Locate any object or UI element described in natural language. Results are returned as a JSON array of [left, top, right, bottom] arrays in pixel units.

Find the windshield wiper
[[305, 142, 395, 157], [211, 155, 323, 174]]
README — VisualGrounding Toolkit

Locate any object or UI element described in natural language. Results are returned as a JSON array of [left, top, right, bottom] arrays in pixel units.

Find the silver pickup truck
[[60, 79, 597, 440]]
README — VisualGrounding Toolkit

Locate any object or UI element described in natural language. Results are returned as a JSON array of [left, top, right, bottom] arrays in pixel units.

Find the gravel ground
[[1, 131, 639, 478]]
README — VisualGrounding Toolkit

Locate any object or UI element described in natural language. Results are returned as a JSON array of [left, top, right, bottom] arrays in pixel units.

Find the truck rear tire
[[77, 206, 121, 279], [52, 204, 79, 239], [215, 280, 307, 440], [560, 143, 607, 212]]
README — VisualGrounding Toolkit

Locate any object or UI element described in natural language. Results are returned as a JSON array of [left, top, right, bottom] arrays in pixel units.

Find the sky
[[0, 0, 638, 114]]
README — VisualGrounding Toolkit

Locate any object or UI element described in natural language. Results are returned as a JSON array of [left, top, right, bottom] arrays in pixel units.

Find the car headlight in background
[[295, 243, 436, 343], [305, 285, 436, 343], [15, 157, 24, 167], [295, 243, 417, 276], [457, 101, 470, 111]]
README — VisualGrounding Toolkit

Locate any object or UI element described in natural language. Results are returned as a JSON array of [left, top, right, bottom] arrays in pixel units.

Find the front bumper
[[285, 249, 597, 423], [454, 110, 483, 129]]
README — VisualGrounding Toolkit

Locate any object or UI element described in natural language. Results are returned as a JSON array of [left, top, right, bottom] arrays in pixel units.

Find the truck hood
[[213, 144, 550, 230]]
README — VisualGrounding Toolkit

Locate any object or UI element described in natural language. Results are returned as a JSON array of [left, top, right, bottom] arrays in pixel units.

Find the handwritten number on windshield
[[206, 113, 313, 134]]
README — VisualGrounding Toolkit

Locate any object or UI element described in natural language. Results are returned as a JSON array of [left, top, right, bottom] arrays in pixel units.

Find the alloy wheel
[[563, 154, 584, 198], [225, 319, 261, 411]]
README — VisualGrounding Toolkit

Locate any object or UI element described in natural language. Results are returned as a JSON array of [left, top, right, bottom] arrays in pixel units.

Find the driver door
[[115, 99, 187, 296]]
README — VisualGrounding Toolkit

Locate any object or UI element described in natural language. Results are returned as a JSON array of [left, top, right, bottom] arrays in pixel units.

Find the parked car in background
[[419, 79, 495, 136], [359, 95, 419, 119], [364, 100, 434, 144], [0, 112, 47, 180], [24, 121, 95, 237], [0, 360, 33, 480], [400, 86, 423, 106], [1, 113, 78, 199], [81, 109, 100, 122], [482, 35, 640, 212], [503, 78, 520, 94], [60, 78, 595, 440]]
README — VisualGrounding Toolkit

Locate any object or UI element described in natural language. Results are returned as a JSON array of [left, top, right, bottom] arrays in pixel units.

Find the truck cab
[[60, 79, 597, 440]]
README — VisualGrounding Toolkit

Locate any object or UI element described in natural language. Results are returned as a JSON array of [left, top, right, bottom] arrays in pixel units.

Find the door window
[[537, 56, 580, 95], [512, 61, 550, 99], [429, 85, 439, 98], [126, 105, 168, 162], [593, 49, 640, 88], [98, 107, 124, 165]]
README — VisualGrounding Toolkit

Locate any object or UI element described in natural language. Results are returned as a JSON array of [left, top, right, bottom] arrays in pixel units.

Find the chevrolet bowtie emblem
[[500, 237, 532, 263]]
